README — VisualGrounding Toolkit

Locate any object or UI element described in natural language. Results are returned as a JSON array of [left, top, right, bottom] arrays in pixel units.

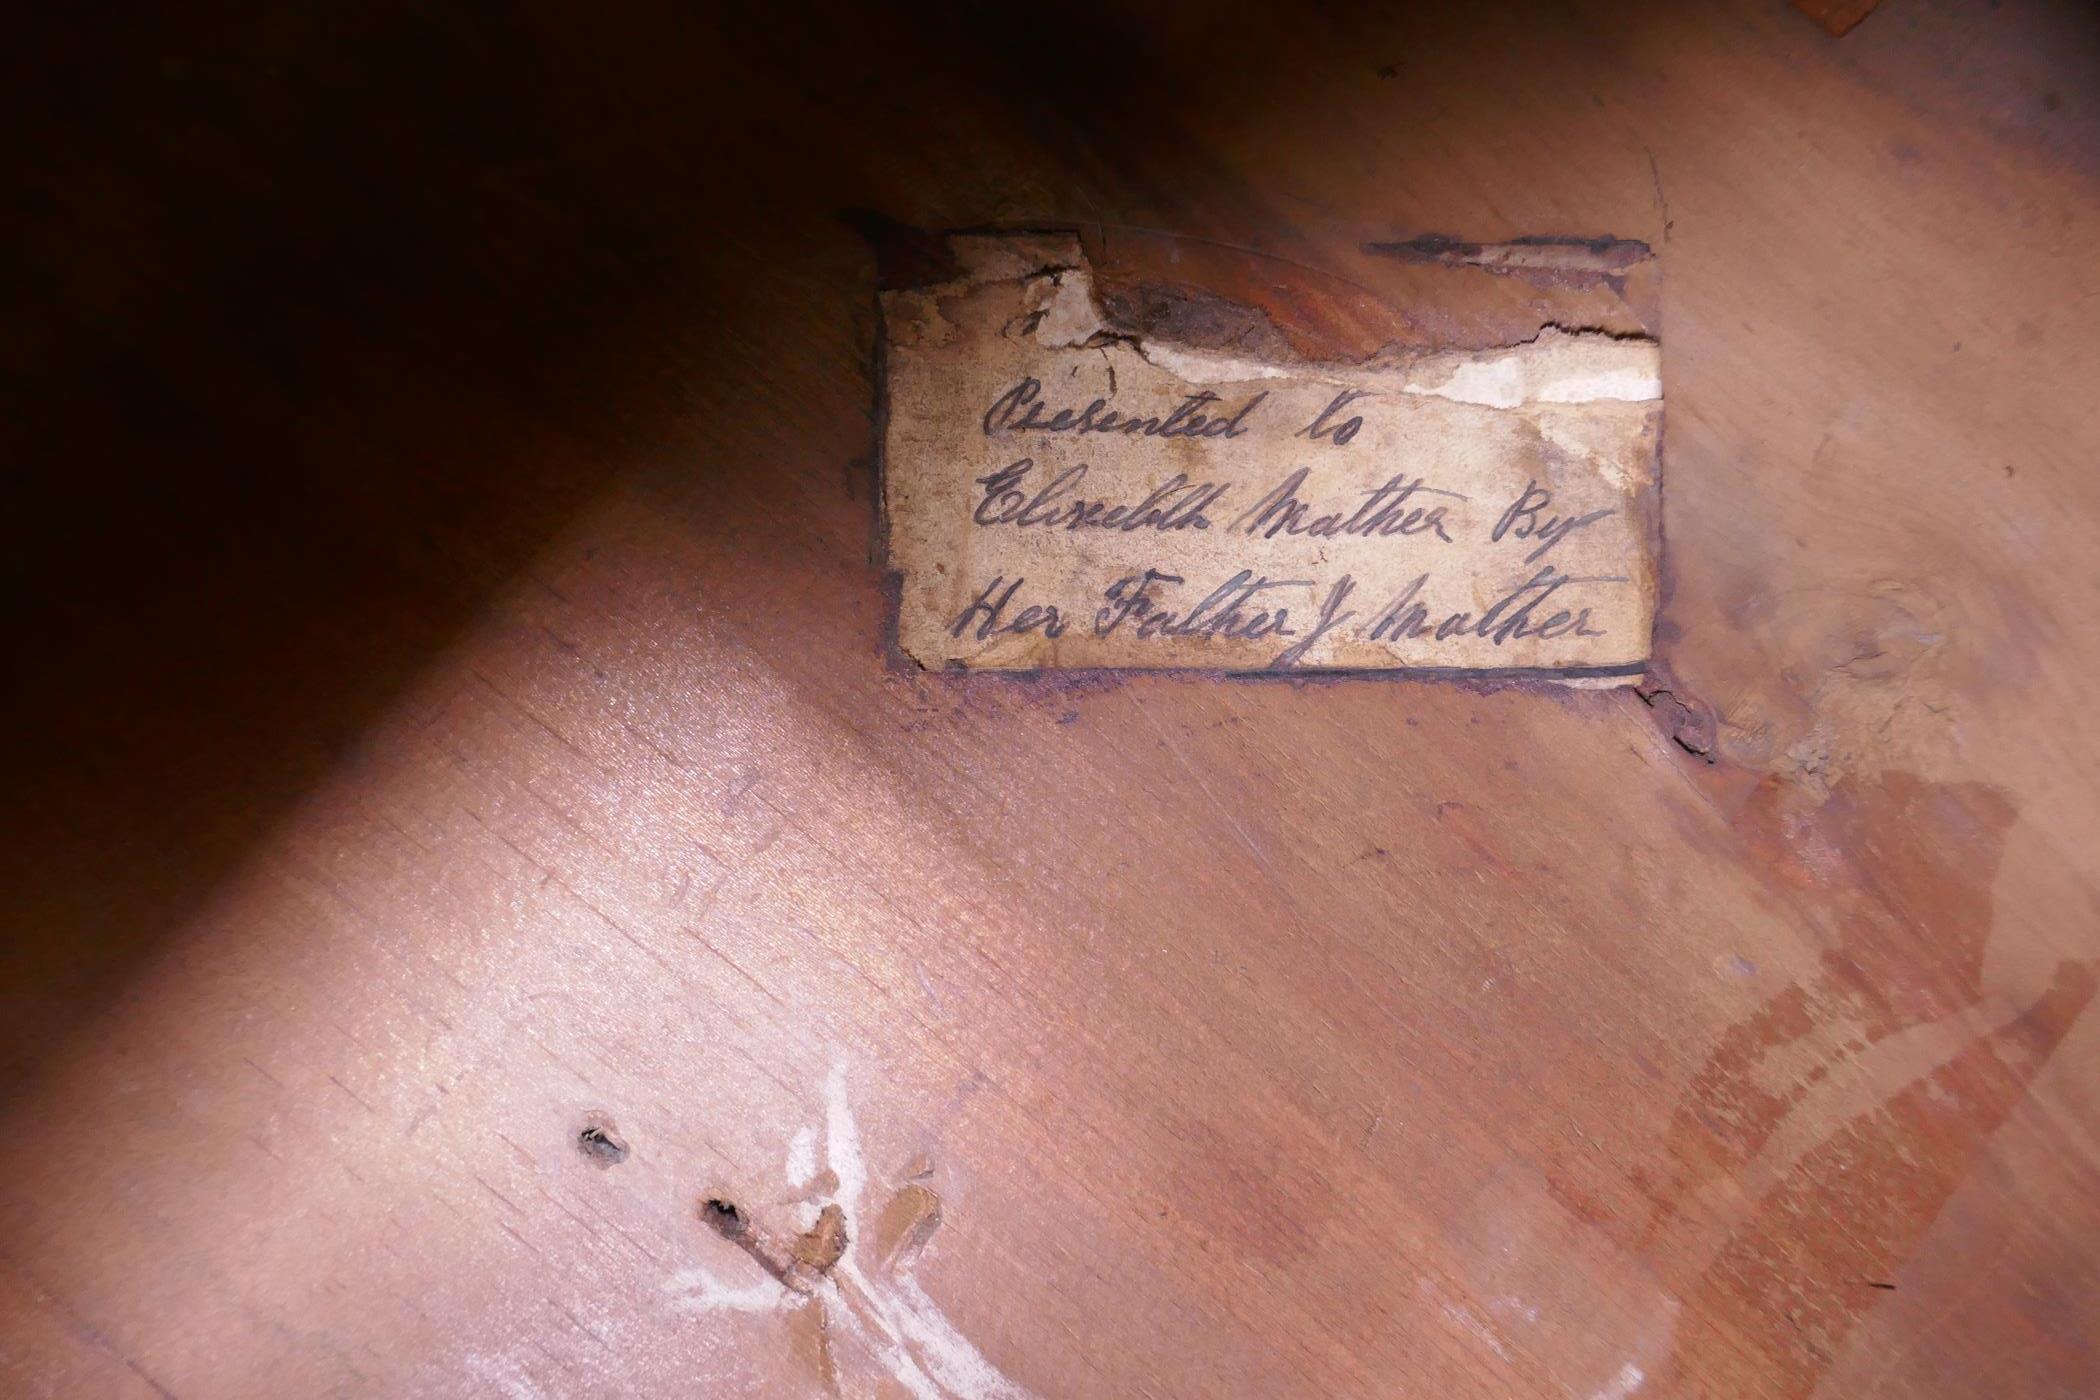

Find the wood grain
[[4, 2, 2097, 1396]]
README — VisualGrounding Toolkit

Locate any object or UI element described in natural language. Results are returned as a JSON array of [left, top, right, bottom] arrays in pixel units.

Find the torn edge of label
[[885, 231, 1660, 412]]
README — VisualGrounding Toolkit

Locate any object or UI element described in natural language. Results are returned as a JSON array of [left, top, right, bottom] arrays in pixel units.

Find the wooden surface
[[5, 2, 2098, 1396]]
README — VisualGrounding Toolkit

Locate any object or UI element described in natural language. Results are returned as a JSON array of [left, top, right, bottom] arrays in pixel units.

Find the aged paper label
[[881, 233, 1660, 679]]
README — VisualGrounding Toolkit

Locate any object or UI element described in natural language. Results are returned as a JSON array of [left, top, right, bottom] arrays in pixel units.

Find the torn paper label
[[880, 233, 1661, 679]]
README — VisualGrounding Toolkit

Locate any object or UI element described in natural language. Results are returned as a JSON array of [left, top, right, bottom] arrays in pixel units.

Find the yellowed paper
[[881, 233, 1660, 679]]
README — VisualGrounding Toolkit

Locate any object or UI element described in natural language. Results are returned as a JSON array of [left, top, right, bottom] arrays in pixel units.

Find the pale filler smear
[[881, 232, 1661, 680], [663, 1060, 1032, 1400]]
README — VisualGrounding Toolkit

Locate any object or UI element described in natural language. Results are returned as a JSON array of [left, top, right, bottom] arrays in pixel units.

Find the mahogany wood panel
[[4, 2, 2097, 1396]]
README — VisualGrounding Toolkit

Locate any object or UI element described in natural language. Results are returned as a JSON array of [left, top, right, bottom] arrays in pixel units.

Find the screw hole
[[575, 1112, 629, 1165], [701, 1197, 748, 1239]]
